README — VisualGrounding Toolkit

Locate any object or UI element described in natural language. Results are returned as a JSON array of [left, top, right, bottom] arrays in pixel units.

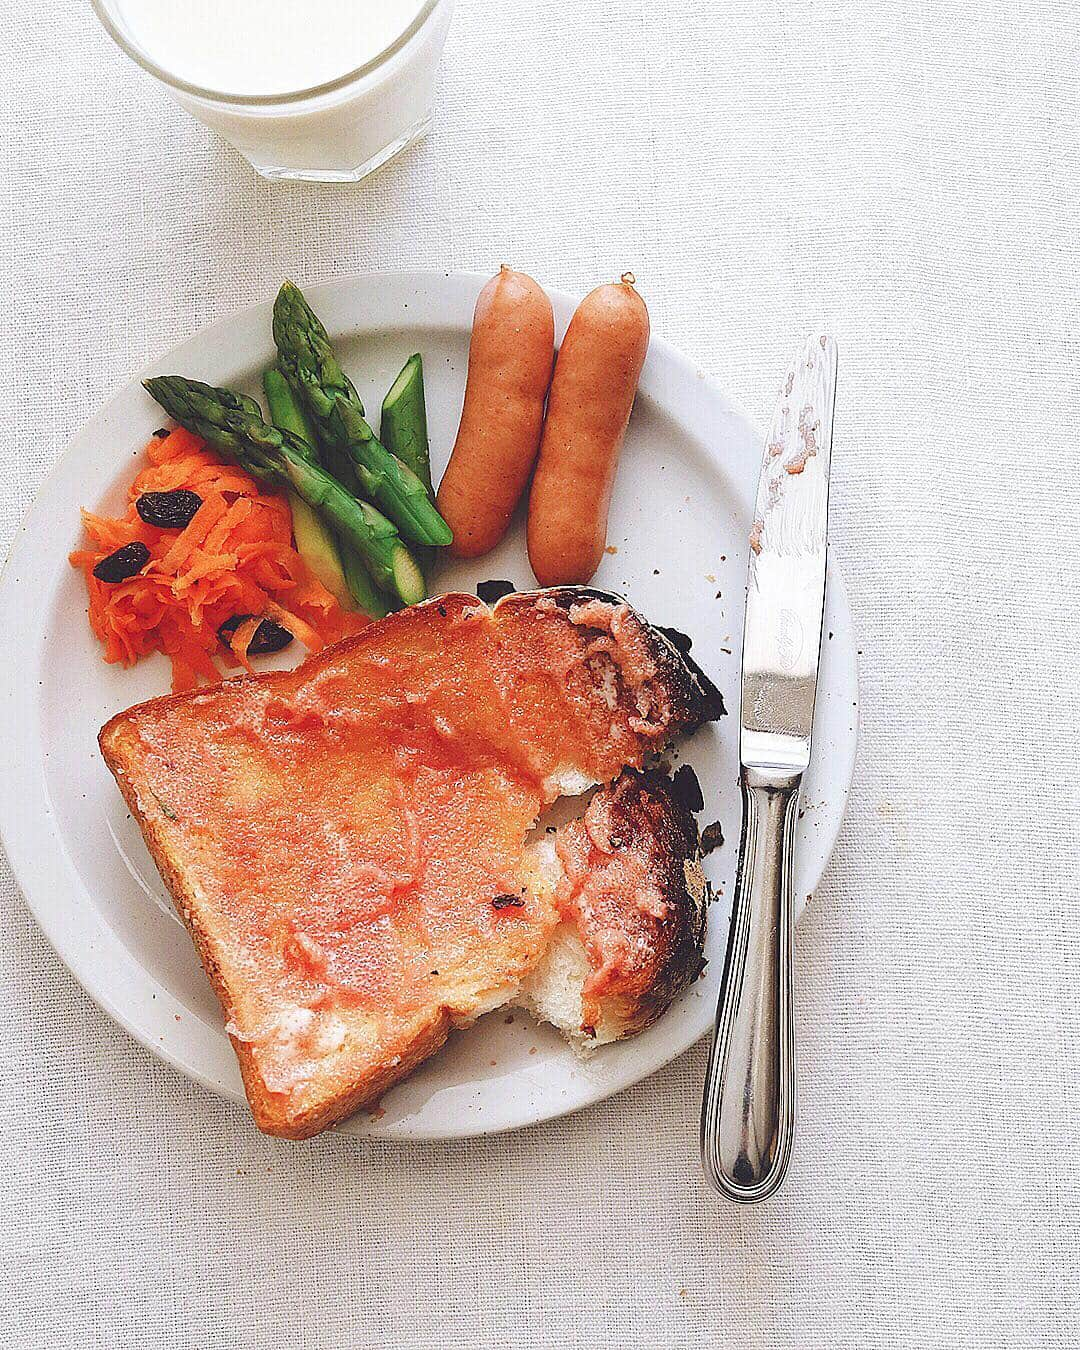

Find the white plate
[[0, 272, 858, 1140]]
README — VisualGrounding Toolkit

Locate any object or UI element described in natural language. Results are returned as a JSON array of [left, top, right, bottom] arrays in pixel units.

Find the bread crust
[[595, 768, 708, 1036], [243, 1012, 451, 1140], [98, 589, 721, 1137]]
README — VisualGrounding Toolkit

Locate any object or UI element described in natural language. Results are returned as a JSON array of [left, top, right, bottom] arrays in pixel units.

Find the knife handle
[[700, 765, 800, 1201]]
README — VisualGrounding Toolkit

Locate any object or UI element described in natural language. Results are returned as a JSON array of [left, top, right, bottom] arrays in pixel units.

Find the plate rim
[[0, 269, 858, 1140]]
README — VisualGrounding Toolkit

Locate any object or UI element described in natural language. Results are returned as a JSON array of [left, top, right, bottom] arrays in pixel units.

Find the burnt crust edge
[[502, 586, 726, 733], [580, 765, 710, 1038]]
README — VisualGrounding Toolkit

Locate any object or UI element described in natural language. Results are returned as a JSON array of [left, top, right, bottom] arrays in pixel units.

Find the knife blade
[[742, 333, 836, 773], [700, 333, 836, 1202]]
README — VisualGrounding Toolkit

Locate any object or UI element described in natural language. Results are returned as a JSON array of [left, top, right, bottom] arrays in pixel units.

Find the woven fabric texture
[[1, 1, 1077, 1346]]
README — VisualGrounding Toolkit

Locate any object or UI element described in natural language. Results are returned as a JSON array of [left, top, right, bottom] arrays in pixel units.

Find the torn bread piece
[[99, 588, 721, 1138], [519, 768, 708, 1046]]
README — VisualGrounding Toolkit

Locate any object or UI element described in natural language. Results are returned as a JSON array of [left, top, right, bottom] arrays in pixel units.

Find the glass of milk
[[92, 0, 454, 182]]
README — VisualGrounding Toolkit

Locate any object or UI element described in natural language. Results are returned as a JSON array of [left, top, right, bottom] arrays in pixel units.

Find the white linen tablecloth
[[1, 2, 1077, 1345]]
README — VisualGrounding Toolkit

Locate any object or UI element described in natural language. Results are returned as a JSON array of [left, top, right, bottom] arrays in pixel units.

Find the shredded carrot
[[263, 600, 326, 655], [227, 616, 262, 675], [70, 428, 369, 690]]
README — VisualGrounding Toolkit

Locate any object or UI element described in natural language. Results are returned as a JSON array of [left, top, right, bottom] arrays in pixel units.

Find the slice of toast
[[100, 588, 721, 1137]]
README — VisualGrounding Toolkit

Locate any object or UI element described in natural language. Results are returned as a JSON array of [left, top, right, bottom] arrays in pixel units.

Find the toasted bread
[[100, 588, 721, 1137]]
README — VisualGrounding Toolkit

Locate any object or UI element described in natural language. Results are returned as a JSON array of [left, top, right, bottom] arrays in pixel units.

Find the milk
[[96, 0, 453, 181], [111, 0, 429, 98]]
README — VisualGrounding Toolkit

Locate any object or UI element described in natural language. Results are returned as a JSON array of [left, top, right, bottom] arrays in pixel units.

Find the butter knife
[[700, 334, 837, 1201]]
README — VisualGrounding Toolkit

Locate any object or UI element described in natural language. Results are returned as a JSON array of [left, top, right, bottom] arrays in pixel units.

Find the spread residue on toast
[[226, 1003, 349, 1093], [565, 600, 669, 732], [553, 779, 667, 1027]]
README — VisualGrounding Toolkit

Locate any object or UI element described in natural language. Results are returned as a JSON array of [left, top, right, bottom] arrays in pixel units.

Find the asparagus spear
[[263, 368, 351, 609], [381, 354, 432, 496], [263, 370, 390, 618], [339, 547, 391, 619], [272, 281, 452, 548], [262, 367, 319, 461], [144, 376, 425, 606], [381, 353, 436, 578]]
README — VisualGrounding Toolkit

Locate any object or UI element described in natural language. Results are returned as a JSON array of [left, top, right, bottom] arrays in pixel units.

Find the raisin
[[476, 579, 516, 604], [217, 614, 294, 655], [247, 620, 294, 655], [135, 489, 202, 529], [92, 541, 151, 583], [218, 614, 251, 641]]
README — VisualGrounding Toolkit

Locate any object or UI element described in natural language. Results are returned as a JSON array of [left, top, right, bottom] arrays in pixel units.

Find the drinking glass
[[92, 0, 454, 182]]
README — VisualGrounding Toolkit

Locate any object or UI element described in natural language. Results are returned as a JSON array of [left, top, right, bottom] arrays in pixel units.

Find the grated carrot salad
[[70, 427, 368, 691]]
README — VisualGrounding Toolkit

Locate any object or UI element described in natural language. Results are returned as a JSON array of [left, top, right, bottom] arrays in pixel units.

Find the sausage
[[527, 276, 649, 586], [437, 267, 555, 558]]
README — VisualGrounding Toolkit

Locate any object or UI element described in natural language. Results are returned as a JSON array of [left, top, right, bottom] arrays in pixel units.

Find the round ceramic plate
[[0, 272, 858, 1139]]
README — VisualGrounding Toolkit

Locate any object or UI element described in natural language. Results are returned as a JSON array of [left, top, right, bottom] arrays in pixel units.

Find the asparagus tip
[[427, 518, 453, 548]]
